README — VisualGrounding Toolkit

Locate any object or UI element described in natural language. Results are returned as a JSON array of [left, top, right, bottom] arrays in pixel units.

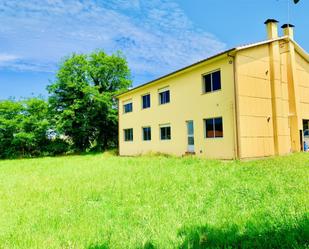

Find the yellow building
[[116, 20, 309, 159]]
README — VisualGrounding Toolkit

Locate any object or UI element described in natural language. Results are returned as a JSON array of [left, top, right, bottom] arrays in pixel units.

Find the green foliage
[[0, 153, 308, 248], [0, 50, 131, 158], [0, 98, 69, 158], [0, 98, 45, 158], [48, 50, 131, 152]]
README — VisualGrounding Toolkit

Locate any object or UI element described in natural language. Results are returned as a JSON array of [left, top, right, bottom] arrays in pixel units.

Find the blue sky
[[0, 0, 308, 100]]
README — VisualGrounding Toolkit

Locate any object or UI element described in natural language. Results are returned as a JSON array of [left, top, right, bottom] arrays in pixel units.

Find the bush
[[45, 138, 70, 156]]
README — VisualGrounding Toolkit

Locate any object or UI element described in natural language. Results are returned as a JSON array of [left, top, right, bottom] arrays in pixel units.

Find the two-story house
[[116, 20, 309, 159]]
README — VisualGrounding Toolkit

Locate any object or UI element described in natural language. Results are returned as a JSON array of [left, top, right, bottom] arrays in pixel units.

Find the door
[[186, 120, 195, 152]]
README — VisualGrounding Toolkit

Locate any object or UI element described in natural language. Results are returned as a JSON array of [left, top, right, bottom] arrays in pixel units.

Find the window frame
[[123, 101, 133, 114], [142, 126, 151, 141], [160, 124, 171, 140], [141, 93, 151, 109], [202, 69, 222, 94], [124, 128, 133, 141], [204, 117, 223, 139], [158, 87, 170, 105]]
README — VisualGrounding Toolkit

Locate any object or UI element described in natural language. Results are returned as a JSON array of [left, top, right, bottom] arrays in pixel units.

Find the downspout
[[228, 52, 240, 159]]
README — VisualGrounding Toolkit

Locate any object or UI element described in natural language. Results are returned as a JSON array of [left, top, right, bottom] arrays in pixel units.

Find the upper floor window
[[160, 124, 171, 140], [124, 128, 133, 141], [203, 70, 221, 93], [142, 94, 151, 109], [142, 127, 151, 141], [159, 88, 170, 105], [204, 117, 223, 138], [123, 102, 133, 113]]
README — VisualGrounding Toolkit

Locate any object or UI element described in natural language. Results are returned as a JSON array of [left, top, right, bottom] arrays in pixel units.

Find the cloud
[[0, 0, 226, 84], [0, 53, 19, 63]]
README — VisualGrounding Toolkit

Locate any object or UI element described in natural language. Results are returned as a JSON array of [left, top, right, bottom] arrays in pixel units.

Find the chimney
[[281, 24, 295, 39], [264, 19, 279, 40]]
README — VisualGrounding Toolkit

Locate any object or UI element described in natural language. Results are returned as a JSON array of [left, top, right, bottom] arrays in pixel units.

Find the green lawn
[[0, 153, 308, 249]]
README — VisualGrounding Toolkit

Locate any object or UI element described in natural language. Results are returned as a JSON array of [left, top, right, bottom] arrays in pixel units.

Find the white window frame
[[159, 124, 171, 140], [158, 87, 170, 105], [141, 93, 151, 109], [123, 99, 133, 114], [204, 117, 224, 139], [142, 126, 151, 141], [202, 69, 221, 94], [124, 128, 133, 141]]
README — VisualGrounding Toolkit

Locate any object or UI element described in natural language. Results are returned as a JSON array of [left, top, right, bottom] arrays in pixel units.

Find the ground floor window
[[143, 127, 151, 141], [124, 128, 133, 141], [160, 125, 171, 140], [204, 117, 223, 138]]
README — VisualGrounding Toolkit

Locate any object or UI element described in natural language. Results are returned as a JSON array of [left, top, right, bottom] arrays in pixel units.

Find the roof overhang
[[116, 36, 308, 99], [115, 48, 235, 98]]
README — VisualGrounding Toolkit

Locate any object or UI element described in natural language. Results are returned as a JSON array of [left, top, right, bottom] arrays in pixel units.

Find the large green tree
[[48, 50, 131, 152]]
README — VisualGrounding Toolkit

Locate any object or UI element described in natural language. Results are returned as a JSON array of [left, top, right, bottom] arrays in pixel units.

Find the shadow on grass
[[87, 243, 109, 249], [87, 241, 157, 249], [86, 216, 308, 249], [178, 216, 309, 249]]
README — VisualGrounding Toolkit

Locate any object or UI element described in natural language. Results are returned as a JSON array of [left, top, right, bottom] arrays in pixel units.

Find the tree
[[88, 51, 131, 150], [0, 98, 53, 158], [48, 50, 131, 152], [0, 100, 23, 158]]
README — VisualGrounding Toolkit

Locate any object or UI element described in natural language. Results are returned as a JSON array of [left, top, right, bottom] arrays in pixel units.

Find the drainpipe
[[228, 52, 240, 159]]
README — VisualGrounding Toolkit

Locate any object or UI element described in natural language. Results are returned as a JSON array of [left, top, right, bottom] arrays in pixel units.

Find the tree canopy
[[48, 50, 131, 152], [0, 50, 131, 158], [0, 98, 68, 158]]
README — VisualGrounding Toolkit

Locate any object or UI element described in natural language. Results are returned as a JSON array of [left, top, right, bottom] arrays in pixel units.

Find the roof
[[116, 48, 235, 98], [116, 36, 308, 98]]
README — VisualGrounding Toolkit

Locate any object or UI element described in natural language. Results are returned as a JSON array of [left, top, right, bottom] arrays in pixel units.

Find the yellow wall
[[235, 40, 309, 159], [118, 55, 237, 159], [235, 44, 276, 158], [117, 35, 308, 159], [295, 52, 309, 121], [277, 41, 292, 155]]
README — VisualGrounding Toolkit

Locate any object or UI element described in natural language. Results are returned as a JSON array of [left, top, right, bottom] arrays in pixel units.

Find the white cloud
[[0, 0, 226, 83], [0, 53, 19, 63]]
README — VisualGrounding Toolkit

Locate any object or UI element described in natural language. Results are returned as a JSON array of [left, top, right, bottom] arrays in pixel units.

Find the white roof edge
[[235, 36, 309, 62], [292, 40, 309, 62], [235, 36, 288, 51]]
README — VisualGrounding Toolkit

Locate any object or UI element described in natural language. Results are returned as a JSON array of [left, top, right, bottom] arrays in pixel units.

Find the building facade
[[117, 20, 309, 159]]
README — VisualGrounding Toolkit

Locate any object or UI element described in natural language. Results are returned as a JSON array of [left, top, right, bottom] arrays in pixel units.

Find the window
[[160, 125, 171, 140], [204, 117, 223, 138], [159, 90, 170, 105], [124, 128, 133, 141], [142, 94, 151, 109], [143, 127, 151, 141], [123, 102, 132, 113], [203, 70, 221, 93]]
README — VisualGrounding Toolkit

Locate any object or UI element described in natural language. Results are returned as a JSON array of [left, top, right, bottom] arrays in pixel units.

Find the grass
[[0, 152, 308, 249]]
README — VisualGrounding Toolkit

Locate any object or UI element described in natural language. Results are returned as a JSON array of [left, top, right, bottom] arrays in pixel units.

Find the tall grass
[[0, 153, 308, 249]]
